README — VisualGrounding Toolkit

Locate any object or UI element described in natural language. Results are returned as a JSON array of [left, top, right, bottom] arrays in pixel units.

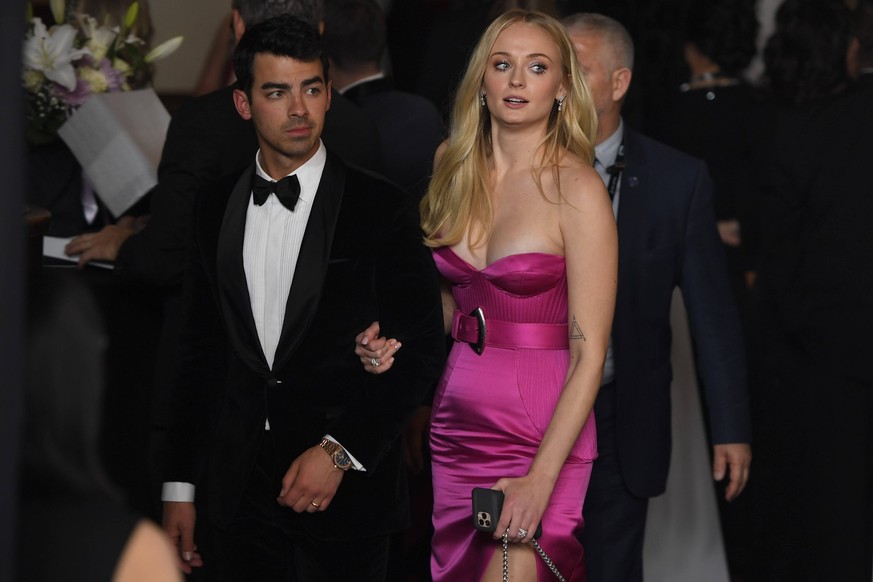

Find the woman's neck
[[489, 124, 547, 177]]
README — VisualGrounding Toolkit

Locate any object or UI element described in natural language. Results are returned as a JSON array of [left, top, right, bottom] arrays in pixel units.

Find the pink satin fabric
[[430, 247, 596, 581]]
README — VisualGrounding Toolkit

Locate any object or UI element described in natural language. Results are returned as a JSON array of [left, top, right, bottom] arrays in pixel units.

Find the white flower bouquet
[[23, 0, 182, 144]]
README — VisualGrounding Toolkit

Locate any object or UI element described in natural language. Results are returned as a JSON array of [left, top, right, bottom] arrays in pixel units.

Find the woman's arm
[[493, 165, 618, 542]]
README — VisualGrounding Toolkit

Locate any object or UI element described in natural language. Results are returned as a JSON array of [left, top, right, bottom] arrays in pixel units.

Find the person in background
[[561, 13, 752, 582], [323, 0, 444, 197], [17, 275, 182, 582], [751, 1, 871, 579], [647, 0, 760, 302], [644, 4, 761, 573], [27, 0, 155, 237]]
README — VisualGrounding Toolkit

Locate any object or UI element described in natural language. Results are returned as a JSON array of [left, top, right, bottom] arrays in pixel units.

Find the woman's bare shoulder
[[557, 155, 608, 208], [113, 520, 182, 582]]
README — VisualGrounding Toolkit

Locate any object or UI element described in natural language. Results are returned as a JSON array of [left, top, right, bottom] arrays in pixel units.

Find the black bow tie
[[252, 174, 301, 211]]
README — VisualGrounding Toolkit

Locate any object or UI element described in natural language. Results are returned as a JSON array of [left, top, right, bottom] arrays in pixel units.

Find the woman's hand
[[354, 321, 401, 374], [491, 473, 554, 544]]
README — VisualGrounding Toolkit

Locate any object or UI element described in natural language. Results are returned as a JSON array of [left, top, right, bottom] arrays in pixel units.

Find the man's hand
[[402, 405, 432, 474], [713, 443, 751, 501], [162, 501, 203, 574], [64, 215, 145, 267], [277, 446, 345, 513], [355, 320, 400, 374]]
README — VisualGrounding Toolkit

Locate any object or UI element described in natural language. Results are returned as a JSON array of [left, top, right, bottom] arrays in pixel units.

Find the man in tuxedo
[[323, 0, 443, 198], [66, 0, 382, 279], [64, 0, 384, 522], [160, 14, 445, 581], [561, 14, 752, 581]]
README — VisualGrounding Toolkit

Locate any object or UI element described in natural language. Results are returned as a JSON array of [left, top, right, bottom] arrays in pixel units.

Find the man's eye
[[305, 88, 321, 95]]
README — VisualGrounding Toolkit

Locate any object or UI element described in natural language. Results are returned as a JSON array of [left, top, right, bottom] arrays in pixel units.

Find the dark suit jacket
[[165, 151, 446, 537], [343, 77, 444, 198], [115, 86, 383, 288], [611, 127, 751, 498]]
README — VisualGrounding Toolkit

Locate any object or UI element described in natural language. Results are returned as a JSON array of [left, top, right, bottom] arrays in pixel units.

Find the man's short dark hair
[[322, 0, 386, 69], [231, 0, 323, 29], [233, 14, 329, 97]]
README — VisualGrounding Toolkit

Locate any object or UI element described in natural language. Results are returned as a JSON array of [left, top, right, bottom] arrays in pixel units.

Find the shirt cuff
[[162, 482, 196, 502], [324, 434, 366, 471]]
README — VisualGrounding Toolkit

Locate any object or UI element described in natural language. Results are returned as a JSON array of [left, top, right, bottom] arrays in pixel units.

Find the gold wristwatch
[[319, 438, 352, 471]]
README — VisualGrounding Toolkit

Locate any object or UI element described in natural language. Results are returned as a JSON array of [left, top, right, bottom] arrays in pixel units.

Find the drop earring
[[556, 96, 565, 112], [480, 92, 487, 107]]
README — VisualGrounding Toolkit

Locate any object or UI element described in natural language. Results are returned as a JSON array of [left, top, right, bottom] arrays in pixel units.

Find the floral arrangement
[[22, 0, 182, 144]]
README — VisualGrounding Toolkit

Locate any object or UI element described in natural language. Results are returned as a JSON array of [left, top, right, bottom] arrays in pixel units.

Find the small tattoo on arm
[[570, 316, 587, 341]]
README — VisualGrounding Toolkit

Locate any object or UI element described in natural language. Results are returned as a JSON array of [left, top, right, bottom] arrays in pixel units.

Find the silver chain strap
[[500, 530, 567, 582]]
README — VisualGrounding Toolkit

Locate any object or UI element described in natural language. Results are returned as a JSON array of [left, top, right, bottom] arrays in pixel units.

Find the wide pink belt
[[451, 308, 568, 355]]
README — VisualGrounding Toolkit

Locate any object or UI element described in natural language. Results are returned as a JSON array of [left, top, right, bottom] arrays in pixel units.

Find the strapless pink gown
[[430, 247, 597, 581]]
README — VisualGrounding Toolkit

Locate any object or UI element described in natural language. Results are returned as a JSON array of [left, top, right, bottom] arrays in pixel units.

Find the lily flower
[[144, 36, 183, 63], [79, 15, 117, 61], [23, 18, 91, 91], [49, 0, 65, 25]]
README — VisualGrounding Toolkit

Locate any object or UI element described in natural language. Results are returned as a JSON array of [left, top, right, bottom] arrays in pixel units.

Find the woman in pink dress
[[422, 11, 617, 580], [359, 10, 616, 581]]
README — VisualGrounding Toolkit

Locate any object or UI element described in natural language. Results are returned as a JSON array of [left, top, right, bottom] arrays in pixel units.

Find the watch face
[[334, 449, 352, 469]]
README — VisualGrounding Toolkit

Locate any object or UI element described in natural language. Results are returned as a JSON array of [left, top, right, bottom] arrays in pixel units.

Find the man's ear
[[325, 80, 332, 112], [611, 67, 632, 103], [233, 88, 252, 120], [231, 9, 246, 44]]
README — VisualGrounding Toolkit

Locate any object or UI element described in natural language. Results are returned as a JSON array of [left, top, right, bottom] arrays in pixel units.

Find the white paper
[[43, 236, 114, 270], [58, 88, 170, 217]]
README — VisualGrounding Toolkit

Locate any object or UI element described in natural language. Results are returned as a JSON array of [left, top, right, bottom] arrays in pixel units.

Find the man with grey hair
[[562, 13, 752, 582]]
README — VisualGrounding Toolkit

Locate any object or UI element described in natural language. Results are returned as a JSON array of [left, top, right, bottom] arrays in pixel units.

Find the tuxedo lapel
[[216, 164, 270, 374], [271, 153, 347, 370]]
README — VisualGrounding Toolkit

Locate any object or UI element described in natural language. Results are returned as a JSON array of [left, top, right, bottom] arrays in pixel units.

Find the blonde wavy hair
[[420, 9, 598, 249]]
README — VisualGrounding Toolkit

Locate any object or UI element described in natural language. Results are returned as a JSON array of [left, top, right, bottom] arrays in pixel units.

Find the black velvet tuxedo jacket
[[610, 127, 751, 498], [165, 151, 445, 538], [116, 85, 383, 288]]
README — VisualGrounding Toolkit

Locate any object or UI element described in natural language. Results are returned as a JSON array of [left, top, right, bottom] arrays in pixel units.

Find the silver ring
[[517, 527, 528, 538], [370, 357, 380, 367], [310, 500, 320, 508]]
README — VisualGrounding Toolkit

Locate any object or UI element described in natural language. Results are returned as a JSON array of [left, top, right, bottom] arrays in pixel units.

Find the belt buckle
[[470, 307, 486, 355]]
